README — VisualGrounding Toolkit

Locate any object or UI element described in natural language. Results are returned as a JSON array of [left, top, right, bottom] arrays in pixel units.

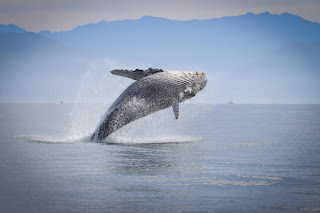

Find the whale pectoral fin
[[110, 69, 142, 80], [173, 97, 179, 119], [110, 68, 164, 80]]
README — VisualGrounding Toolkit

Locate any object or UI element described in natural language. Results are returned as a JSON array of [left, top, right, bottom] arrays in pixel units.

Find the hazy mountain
[[0, 24, 27, 34], [37, 12, 320, 64], [1, 12, 319, 103], [0, 27, 86, 103]]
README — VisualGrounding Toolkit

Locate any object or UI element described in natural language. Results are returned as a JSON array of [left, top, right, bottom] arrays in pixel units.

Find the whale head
[[193, 72, 207, 92], [186, 71, 207, 93], [177, 71, 207, 102]]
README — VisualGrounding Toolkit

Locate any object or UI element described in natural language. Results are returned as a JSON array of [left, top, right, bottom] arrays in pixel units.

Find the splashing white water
[[104, 136, 205, 144], [67, 60, 132, 141]]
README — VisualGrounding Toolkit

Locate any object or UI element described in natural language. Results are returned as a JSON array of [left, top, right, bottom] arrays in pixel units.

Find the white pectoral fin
[[173, 97, 179, 119], [110, 69, 141, 80], [110, 68, 164, 80]]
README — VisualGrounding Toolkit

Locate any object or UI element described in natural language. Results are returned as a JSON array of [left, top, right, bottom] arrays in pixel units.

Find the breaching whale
[[91, 68, 207, 141]]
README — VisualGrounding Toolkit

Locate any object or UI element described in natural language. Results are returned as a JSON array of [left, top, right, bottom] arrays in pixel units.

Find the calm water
[[0, 104, 320, 212]]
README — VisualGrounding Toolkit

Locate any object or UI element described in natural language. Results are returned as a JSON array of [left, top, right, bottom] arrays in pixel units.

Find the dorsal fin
[[110, 68, 164, 80]]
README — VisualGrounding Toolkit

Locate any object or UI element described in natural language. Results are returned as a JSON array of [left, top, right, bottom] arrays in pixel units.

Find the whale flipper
[[111, 68, 164, 80], [173, 97, 179, 119]]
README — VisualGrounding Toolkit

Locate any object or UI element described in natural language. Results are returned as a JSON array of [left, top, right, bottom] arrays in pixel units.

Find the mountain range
[[0, 12, 319, 103]]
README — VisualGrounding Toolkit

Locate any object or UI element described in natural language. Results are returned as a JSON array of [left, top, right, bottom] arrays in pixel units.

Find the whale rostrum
[[91, 68, 207, 141]]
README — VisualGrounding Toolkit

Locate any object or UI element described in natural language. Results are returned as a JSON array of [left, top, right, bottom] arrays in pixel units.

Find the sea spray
[[67, 61, 131, 141]]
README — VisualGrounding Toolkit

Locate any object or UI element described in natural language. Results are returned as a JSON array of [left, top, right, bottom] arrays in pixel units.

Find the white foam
[[16, 134, 205, 145], [102, 135, 205, 144], [16, 132, 93, 144], [16, 135, 76, 144]]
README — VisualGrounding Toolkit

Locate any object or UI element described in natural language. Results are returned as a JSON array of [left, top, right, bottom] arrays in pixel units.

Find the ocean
[[0, 103, 320, 212]]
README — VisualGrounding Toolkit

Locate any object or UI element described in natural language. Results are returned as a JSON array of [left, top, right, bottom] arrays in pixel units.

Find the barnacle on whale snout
[[195, 72, 206, 78]]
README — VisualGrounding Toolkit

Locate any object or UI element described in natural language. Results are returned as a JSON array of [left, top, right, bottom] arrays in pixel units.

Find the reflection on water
[[108, 143, 180, 176]]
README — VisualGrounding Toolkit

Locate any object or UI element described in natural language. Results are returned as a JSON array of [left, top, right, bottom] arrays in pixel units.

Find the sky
[[0, 0, 320, 32]]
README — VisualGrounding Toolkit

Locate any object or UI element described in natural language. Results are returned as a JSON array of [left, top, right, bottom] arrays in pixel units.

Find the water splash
[[66, 60, 131, 141], [104, 136, 205, 144]]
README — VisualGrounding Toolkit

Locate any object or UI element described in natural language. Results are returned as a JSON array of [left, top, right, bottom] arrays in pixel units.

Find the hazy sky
[[1, 0, 320, 32]]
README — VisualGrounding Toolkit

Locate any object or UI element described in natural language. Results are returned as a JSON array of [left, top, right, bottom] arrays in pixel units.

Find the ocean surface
[[0, 103, 320, 212]]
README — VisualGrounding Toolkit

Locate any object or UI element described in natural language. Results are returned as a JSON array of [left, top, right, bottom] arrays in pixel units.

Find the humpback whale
[[91, 68, 207, 141]]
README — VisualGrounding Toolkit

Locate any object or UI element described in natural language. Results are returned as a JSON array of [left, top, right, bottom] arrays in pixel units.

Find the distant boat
[[227, 101, 234, 104], [60, 101, 63, 104]]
